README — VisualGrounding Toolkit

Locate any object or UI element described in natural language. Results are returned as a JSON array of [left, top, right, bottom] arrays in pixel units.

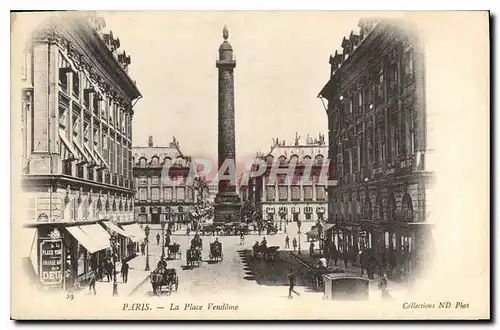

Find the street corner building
[[317, 18, 434, 281], [133, 136, 198, 228], [18, 12, 145, 291], [239, 134, 329, 233]]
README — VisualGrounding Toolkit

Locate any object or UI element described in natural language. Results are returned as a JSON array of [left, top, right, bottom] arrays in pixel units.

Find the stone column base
[[214, 192, 242, 223]]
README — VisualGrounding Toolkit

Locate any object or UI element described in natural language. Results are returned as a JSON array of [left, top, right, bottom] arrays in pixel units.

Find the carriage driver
[[316, 256, 328, 271], [157, 256, 168, 270]]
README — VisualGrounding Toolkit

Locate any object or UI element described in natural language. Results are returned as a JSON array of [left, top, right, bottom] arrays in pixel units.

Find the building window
[[305, 213, 312, 221], [389, 63, 398, 90], [404, 49, 414, 78], [278, 186, 288, 201], [151, 176, 159, 185], [164, 187, 173, 200], [358, 90, 363, 112], [266, 186, 276, 201], [139, 158, 146, 167], [316, 186, 326, 200], [176, 187, 185, 201], [138, 188, 147, 201], [151, 188, 159, 201], [291, 186, 300, 201], [72, 72, 80, 99], [151, 157, 159, 167], [303, 186, 313, 201], [402, 194, 413, 222], [376, 70, 384, 103]]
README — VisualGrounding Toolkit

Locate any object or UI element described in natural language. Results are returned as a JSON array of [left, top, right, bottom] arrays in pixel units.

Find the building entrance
[[151, 213, 160, 224]]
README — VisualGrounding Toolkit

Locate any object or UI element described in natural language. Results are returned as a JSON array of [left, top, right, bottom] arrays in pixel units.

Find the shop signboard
[[39, 239, 63, 285]]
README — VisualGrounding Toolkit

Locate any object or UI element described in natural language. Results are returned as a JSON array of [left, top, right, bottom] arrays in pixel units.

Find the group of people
[[87, 258, 130, 295], [284, 235, 298, 251], [252, 237, 268, 250]]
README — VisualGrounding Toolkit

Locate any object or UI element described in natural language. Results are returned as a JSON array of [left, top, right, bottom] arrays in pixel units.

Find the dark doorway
[[151, 213, 160, 224], [293, 213, 299, 222]]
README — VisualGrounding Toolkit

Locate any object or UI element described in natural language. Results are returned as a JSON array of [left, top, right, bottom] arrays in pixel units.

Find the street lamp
[[160, 219, 166, 259], [109, 233, 119, 296], [144, 225, 150, 271], [297, 220, 302, 255]]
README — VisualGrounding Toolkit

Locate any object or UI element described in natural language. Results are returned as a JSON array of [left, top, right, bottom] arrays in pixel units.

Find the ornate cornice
[[29, 14, 140, 108]]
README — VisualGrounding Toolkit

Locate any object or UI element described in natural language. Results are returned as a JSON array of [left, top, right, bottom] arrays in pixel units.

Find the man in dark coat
[[121, 260, 129, 284], [287, 268, 300, 299]]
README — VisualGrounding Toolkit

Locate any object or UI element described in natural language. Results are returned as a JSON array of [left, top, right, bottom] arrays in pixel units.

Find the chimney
[[148, 136, 153, 147]]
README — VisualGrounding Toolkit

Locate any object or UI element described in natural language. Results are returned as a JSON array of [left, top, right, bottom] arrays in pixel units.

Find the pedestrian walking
[[287, 268, 300, 299], [240, 233, 245, 245], [105, 259, 113, 282], [285, 235, 290, 248], [121, 260, 129, 283], [292, 238, 297, 252], [156, 232, 160, 245], [359, 250, 366, 276], [165, 234, 171, 247], [309, 241, 315, 257], [88, 271, 96, 295]]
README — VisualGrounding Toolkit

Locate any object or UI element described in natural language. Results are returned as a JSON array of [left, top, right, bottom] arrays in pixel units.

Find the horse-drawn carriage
[[150, 259, 179, 296], [186, 235, 203, 267], [252, 244, 280, 260], [209, 241, 223, 262], [199, 222, 224, 236], [167, 243, 181, 260], [223, 222, 249, 236]]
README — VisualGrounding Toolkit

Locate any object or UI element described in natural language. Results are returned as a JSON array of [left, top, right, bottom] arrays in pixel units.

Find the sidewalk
[[288, 249, 409, 299], [76, 253, 158, 298]]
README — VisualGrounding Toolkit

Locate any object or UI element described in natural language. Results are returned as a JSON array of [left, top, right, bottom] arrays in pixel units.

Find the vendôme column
[[214, 26, 242, 223]]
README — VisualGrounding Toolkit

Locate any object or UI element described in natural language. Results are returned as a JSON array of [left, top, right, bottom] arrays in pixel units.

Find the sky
[[102, 11, 363, 170]]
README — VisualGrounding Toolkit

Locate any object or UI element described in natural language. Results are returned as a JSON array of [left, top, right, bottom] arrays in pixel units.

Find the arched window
[[303, 155, 312, 165], [363, 194, 372, 220], [315, 154, 324, 165], [290, 155, 299, 164], [266, 155, 274, 165], [387, 193, 396, 221], [163, 157, 172, 166], [140, 206, 146, 214], [376, 192, 383, 220], [139, 157, 147, 167], [402, 194, 413, 222], [151, 156, 159, 167], [278, 156, 286, 165]]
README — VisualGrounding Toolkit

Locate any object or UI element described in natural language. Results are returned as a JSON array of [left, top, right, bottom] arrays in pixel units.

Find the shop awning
[[84, 143, 101, 166], [101, 221, 133, 239], [127, 223, 145, 238], [121, 223, 143, 243], [79, 224, 111, 251], [323, 223, 336, 232], [306, 227, 320, 238], [65, 226, 102, 254], [58, 129, 78, 162], [73, 139, 92, 163]]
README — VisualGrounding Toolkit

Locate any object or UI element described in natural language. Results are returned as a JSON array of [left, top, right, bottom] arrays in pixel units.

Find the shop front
[[26, 221, 113, 291], [265, 206, 275, 225], [100, 221, 137, 262]]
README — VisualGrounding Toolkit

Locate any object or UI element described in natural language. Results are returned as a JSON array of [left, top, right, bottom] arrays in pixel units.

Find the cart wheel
[[168, 283, 173, 295]]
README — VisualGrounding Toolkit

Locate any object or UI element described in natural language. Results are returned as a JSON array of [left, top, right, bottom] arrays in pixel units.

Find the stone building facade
[[133, 136, 197, 228], [240, 134, 329, 231], [318, 18, 433, 279], [19, 13, 142, 289]]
